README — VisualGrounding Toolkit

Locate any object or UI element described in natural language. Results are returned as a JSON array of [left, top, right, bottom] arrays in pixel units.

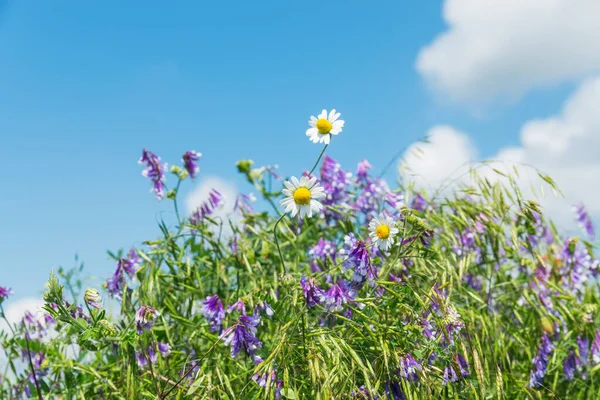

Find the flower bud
[[84, 288, 103, 309]]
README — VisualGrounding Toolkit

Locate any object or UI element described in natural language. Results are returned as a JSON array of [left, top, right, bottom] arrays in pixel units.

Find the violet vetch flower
[[182, 150, 202, 179], [105, 249, 140, 300], [135, 305, 160, 334], [157, 342, 171, 357], [254, 301, 274, 318], [456, 353, 470, 377], [356, 159, 372, 185], [529, 334, 555, 387], [0, 286, 12, 302], [190, 189, 224, 225], [323, 282, 354, 312], [223, 315, 262, 358], [577, 335, 590, 370], [227, 299, 246, 315], [320, 156, 352, 223], [234, 193, 256, 215], [399, 354, 421, 382], [135, 351, 148, 369], [442, 365, 458, 385], [384, 380, 406, 400], [300, 276, 325, 308], [592, 330, 600, 365], [84, 288, 103, 309], [410, 193, 428, 212], [139, 148, 168, 199], [343, 240, 377, 285], [573, 203, 595, 239], [201, 294, 225, 333], [564, 350, 577, 381], [309, 238, 337, 272]]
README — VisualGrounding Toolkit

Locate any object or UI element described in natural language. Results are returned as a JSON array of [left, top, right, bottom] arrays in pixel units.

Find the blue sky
[[1, 0, 595, 305]]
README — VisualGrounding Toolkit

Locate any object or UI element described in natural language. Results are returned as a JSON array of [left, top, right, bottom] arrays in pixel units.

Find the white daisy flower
[[306, 109, 345, 145], [280, 176, 326, 218], [368, 214, 399, 251]]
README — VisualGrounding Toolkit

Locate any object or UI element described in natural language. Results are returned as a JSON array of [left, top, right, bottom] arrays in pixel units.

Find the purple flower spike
[[182, 150, 202, 179], [300, 276, 325, 308], [343, 240, 377, 285], [190, 189, 225, 225], [529, 334, 555, 387], [0, 286, 12, 302], [442, 365, 458, 385], [201, 294, 225, 333], [323, 283, 353, 312], [573, 203, 595, 239], [157, 342, 171, 357], [564, 350, 577, 381], [223, 315, 262, 358], [592, 330, 600, 365], [456, 353, 469, 377], [399, 354, 421, 382], [139, 148, 168, 199], [135, 305, 160, 334]]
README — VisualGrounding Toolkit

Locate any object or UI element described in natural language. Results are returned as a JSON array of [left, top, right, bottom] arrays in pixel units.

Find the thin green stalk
[[273, 215, 286, 274], [308, 144, 328, 176], [24, 331, 43, 400]]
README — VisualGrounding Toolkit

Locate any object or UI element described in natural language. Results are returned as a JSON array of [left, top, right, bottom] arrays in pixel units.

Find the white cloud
[[400, 76, 600, 227], [185, 176, 239, 236], [416, 0, 600, 102], [400, 125, 477, 192], [0, 296, 45, 333]]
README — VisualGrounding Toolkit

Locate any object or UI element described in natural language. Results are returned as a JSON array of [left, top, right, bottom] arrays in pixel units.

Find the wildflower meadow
[[1, 109, 599, 399]]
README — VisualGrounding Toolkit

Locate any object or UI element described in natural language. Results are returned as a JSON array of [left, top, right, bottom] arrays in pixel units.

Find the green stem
[[308, 144, 328, 176], [273, 215, 287, 274], [173, 180, 182, 228], [24, 331, 44, 400]]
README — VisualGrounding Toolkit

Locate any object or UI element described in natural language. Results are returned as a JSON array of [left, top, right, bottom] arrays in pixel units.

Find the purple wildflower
[[300, 276, 325, 308], [529, 334, 555, 387], [201, 295, 225, 333], [573, 203, 595, 239], [399, 354, 421, 382], [254, 301, 274, 318], [456, 353, 469, 377], [320, 156, 353, 223], [223, 315, 262, 358], [139, 148, 167, 199], [234, 193, 256, 214], [105, 249, 140, 300], [190, 189, 224, 225], [0, 286, 12, 302], [157, 342, 171, 357], [135, 305, 159, 334], [356, 159, 372, 185], [227, 300, 246, 315], [182, 150, 202, 179], [135, 351, 148, 369], [323, 282, 354, 312], [442, 365, 458, 385], [343, 240, 377, 285], [564, 350, 577, 381], [592, 330, 600, 365], [309, 238, 337, 272], [410, 193, 428, 212], [384, 380, 406, 400], [577, 335, 590, 370]]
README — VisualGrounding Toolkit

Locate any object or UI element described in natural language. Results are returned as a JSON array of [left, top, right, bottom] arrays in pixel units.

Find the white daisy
[[368, 214, 399, 251], [280, 176, 326, 218], [306, 109, 345, 145]]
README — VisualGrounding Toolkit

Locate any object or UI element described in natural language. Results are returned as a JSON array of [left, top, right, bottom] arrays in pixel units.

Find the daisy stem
[[273, 214, 286, 274], [308, 144, 328, 176]]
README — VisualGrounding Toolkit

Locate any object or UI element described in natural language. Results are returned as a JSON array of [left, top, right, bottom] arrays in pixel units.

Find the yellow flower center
[[375, 224, 390, 239], [293, 187, 311, 205], [316, 118, 333, 134]]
